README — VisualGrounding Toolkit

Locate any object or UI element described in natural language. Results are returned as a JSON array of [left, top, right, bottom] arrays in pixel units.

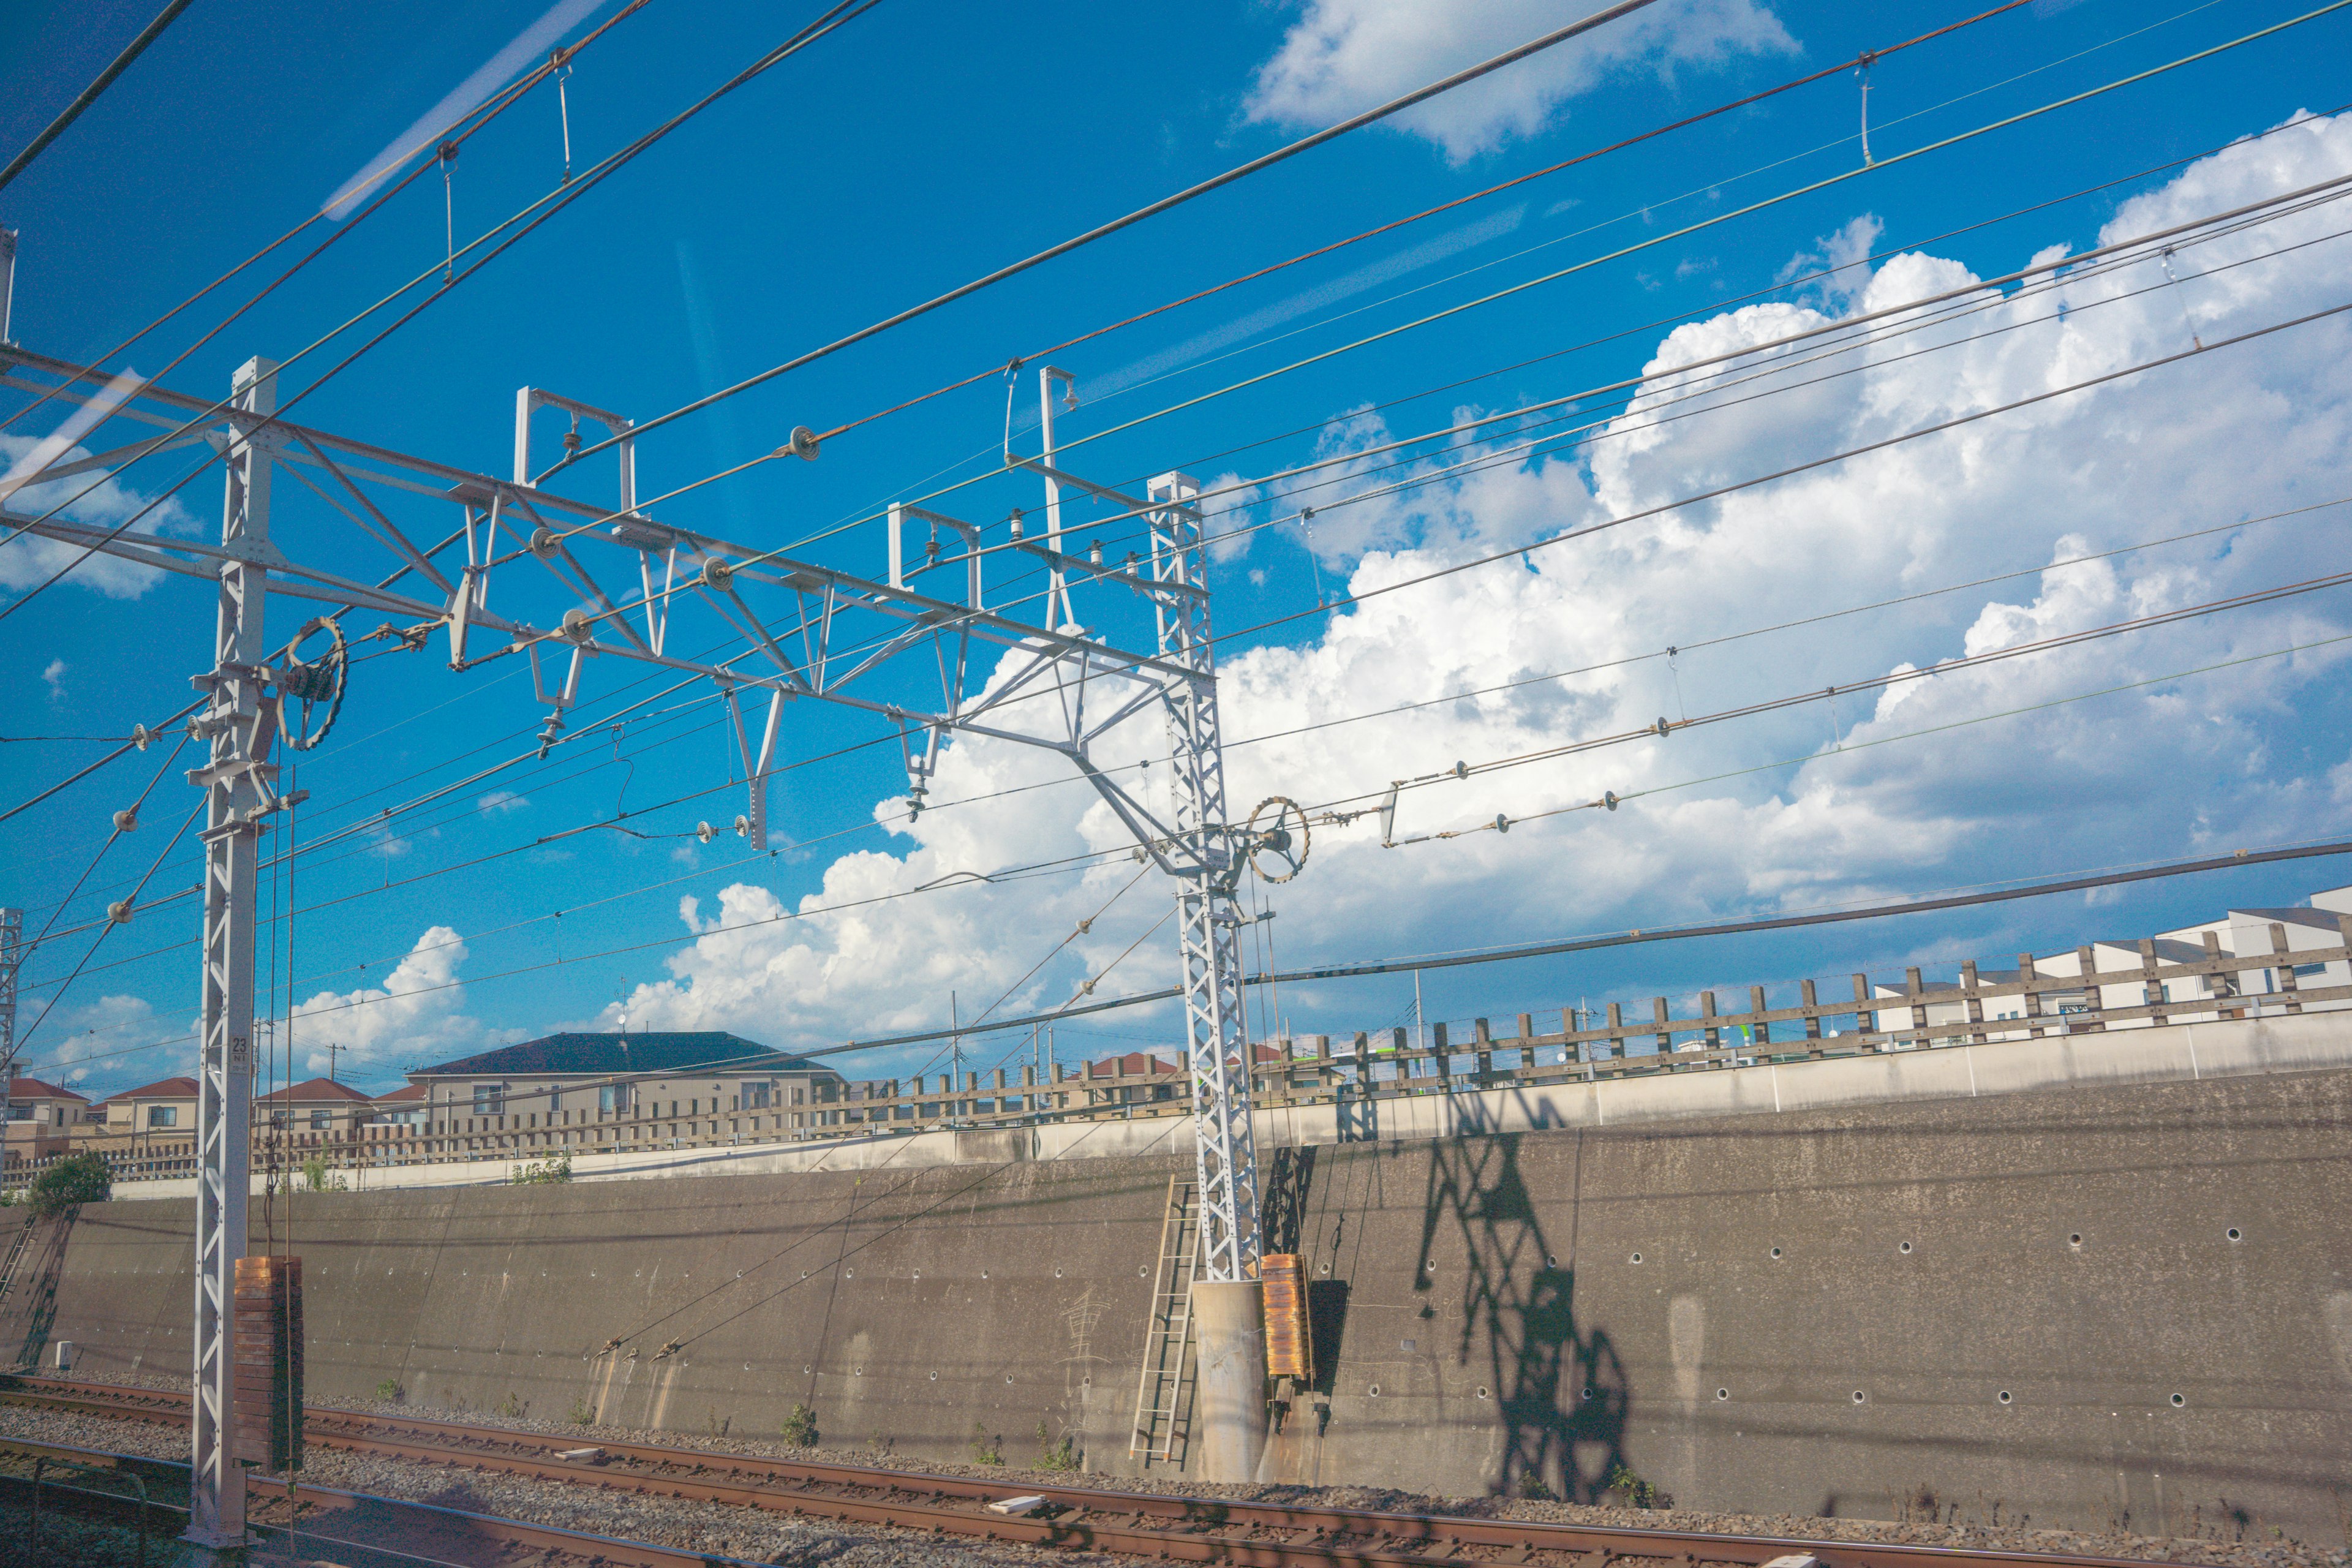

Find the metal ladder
[[0, 1214, 34, 1313], [1129, 1176, 1201, 1466]]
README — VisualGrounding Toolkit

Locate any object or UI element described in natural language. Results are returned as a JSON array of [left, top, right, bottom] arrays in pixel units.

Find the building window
[[599, 1084, 628, 1114], [473, 1084, 503, 1115], [2292, 962, 2326, 978], [310, 1110, 331, 1130], [743, 1081, 771, 1109], [148, 1106, 178, 1128]]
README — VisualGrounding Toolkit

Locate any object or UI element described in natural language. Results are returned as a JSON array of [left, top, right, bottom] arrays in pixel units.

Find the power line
[[0, 0, 198, 194], [813, 0, 2043, 448], [560, 0, 1676, 469], [0, 0, 886, 622]]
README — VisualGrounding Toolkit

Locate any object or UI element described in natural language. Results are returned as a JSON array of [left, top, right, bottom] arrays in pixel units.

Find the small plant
[[1513, 1471, 1555, 1501], [1035, 1420, 1078, 1471], [375, 1378, 404, 1403], [568, 1396, 595, 1425], [26, 1152, 111, 1217], [496, 1392, 524, 1419], [706, 1411, 733, 1438], [510, 1150, 573, 1185], [1607, 1463, 1668, 1510], [299, 1154, 348, 1193], [968, 1420, 1002, 1465], [779, 1402, 819, 1447]]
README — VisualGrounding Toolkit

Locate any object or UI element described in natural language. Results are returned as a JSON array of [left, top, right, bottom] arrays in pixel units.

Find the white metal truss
[[187, 356, 277, 1551], [0, 347, 1273, 1542], [0, 906, 21, 1081]]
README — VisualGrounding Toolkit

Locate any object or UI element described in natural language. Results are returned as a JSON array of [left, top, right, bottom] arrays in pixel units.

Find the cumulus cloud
[[604, 112, 2352, 1065], [1244, 0, 1797, 163], [0, 432, 202, 600], [290, 926, 516, 1076]]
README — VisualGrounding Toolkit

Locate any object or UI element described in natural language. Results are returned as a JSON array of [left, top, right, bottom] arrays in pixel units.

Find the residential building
[[388, 1031, 844, 1162], [3, 1077, 92, 1167], [79, 1076, 200, 1178]]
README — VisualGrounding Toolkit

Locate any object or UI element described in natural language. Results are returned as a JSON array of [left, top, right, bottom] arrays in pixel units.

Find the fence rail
[[13, 918, 2346, 1190]]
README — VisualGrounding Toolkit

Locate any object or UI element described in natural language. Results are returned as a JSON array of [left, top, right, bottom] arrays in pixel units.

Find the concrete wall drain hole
[[2171, 1393, 2185, 1407], [1425, 1260, 1436, 1272], [1852, 1390, 1866, 1403], [1898, 1241, 1912, 1254], [1998, 1391, 2012, 1404], [1769, 1246, 1782, 1259], [2068, 1234, 2082, 1248], [1629, 1253, 1643, 1264], [803, 1366, 813, 1374], [1320, 1263, 1331, 1275], [1581, 1385, 1597, 1401], [1546, 1254, 1558, 1267], [1054, 1267, 1063, 1278], [1368, 1384, 1381, 1397], [929, 1371, 937, 1381], [2226, 1227, 2242, 1241], [844, 1269, 853, 1278], [1716, 1388, 1730, 1401], [1476, 1386, 1491, 1399], [1005, 1375, 1014, 1384], [1138, 1267, 1148, 1277]]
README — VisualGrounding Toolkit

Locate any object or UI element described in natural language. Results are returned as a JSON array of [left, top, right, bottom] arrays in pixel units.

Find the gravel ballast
[[4, 1377, 2345, 1568]]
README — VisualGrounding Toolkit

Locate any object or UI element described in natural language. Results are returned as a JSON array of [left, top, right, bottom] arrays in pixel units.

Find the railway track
[[0, 1374, 2192, 1568], [0, 1431, 769, 1568]]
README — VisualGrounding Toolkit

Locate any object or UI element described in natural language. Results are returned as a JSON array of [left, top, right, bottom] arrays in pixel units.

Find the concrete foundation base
[[1190, 1280, 1268, 1482]]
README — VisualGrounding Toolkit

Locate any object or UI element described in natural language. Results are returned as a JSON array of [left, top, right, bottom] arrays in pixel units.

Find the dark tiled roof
[[2232, 907, 2345, 932], [413, 1031, 830, 1080]]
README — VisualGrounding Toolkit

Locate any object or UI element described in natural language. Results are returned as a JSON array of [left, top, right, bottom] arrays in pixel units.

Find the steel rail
[[0, 1378, 2199, 1568], [0, 1431, 758, 1568]]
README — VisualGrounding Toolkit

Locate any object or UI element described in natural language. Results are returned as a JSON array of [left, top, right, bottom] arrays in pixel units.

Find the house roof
[[411, 1031, 831, 1081], [6, 1077, 86, 1102], [372, 1084, 426, 1104], [2231, 907, 2345, 933], [104, 1076, 199, 1102], [254, 1077, 374, 1104]]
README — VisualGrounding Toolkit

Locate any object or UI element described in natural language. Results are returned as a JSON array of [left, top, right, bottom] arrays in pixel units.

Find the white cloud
[[0, 434, 202, 600], [42, 658, 66, 701], [477, 790, 530, 816], [604, 112, 2352, 1066], [290, 926, 510, 1076], [1244, 0, 1798, 163]]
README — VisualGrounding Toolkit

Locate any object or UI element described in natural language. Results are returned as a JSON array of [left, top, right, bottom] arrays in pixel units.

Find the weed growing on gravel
[[1607, 1464, 1668, 1510], [568, 1396, 595, 1425], [1513, 1472, 1555, 1501], [375, 1378, 404, 1403], [1035, 1420, 1078, 1470], [969, 1422, 1002, 1464], [779, 1403, 819, 1446], [496, 1392, 524, 1419]]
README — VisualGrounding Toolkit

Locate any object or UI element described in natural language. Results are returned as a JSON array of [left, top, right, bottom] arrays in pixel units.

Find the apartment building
[[3, 1077, 92, 1166], [391, 1031, 844, 1160]]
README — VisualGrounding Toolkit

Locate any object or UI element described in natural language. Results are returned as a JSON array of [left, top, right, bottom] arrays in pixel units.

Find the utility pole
[[0, 908, 21, 1086], [186, 356, 277, 1559], [2, 344, 1310, 1498], [323, 1041, 344, 1083]]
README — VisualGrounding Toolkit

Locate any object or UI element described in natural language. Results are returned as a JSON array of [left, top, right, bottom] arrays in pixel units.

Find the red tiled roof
[[6, 1077, 87, 1102], [372, 1084, 427, 1103], [254, 1077, 374, 1104], [104, 1076, 200, 1103]]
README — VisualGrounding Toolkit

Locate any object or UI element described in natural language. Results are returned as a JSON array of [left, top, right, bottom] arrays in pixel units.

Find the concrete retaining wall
[[100, 1005, 2352, 1202], [10, 1060, 2351, 1544]]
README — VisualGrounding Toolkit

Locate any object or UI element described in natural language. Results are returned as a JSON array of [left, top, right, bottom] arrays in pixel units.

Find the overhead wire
[[0, 0, 889, 621], [0, 0, 660, 445]]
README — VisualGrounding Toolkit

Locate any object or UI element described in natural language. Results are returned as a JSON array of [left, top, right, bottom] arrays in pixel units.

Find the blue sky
[[4, 0, 2351, 1095]]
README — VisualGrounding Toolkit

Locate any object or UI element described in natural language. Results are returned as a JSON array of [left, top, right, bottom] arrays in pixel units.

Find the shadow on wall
[[1415, 1132, 1627, 1501], [5, 1213, 78, 1372]]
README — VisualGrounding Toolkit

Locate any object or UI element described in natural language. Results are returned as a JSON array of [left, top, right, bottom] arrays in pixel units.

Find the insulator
[[1088, 540, 1103, 567], [696, 821, 716, 843], [1654, 716, 1670, 737], [1604, 791, 1620, 812], [733, 815, 752, 837], [562, 608, 595, 644], [112, 807, 137, 833], [107, 899, 133, 924], [698, 557, 735, 590], [1007, 509, 1024, 541], [787, 426, 820, 461]]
